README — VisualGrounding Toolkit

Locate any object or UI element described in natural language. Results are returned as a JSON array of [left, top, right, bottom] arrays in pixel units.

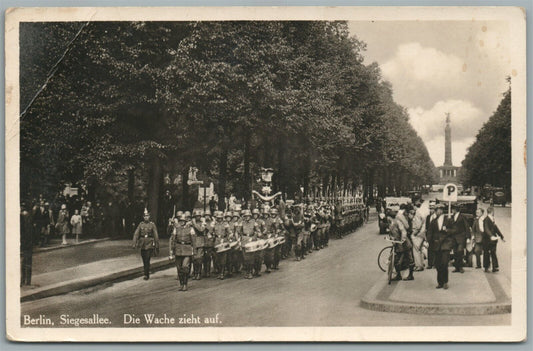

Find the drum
[[243, 241, 262, 253], [266, 237, 278, 248], [215, 241, 231, 253]]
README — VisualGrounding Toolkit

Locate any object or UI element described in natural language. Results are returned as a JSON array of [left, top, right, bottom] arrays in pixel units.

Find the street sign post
[[443, 183, 458, 217]]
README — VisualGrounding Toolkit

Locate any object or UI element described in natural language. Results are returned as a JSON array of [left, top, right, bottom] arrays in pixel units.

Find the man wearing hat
[[425, 203, 438, 268], [191, 210, 206, 280], [212, 211, 231, 279], [291, 206, 305, 261], [448, 203, 471, 273], [252, 208, 265, 276], [262, 206, 275, 273], [239, 209, 259, 279], [20, 202, 34, 286], [230, 210, 243, 274], [132, 209, 160, 280], [429, 204, 454, 289], [169, 215, 195, 291], [203, 210, 216, 278], [270, 208, 283, 270]]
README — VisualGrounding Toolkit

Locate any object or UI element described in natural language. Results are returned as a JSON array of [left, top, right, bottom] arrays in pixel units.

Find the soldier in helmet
[[223, 211, 235, 277], [270, 208, 283, 270], [291, 206, 305, 261], [212, 211, 231, 279], [191, 209, 206, 280], [132, 209, 160, 280], [252, 208, 265, 277], [169, 214, 195, 291], [230, 210, 243, 274], [303, 209, 312, 256], [262, 206, 275, 273], [203, 210, 216, 277], [239, 209, 259, 279]]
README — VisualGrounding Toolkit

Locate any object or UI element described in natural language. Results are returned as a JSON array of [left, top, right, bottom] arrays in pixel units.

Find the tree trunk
[[218, 147, 228, 211], [243, 133, 251, 201], [127, 168, 135, 203], [147, 156, 162, 228], [181, 167, 189, 211]]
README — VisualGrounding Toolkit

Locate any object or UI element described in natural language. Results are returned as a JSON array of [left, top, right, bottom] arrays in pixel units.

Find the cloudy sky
[[348, 21, 511, 167]]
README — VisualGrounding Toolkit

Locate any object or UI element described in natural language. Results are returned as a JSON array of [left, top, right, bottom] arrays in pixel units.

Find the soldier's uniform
[[240, 210, 259, 279], [132, 210, 160, 280], [270, 208, 283, 270], [251, 209, 265, 277], [230, 211, 243, 274], [223, 212, 235, 277], [203, 211, 216, 277], [262, 209, 275, 273], [212, 212, 231, 279], [291, 207, 305, 261], [169, 215, 195, 291], [191, 211, 206, 280], [302, 211, 312, 256]]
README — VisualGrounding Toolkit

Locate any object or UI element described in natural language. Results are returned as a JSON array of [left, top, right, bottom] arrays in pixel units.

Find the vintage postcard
[[5, 6, 527, 342]]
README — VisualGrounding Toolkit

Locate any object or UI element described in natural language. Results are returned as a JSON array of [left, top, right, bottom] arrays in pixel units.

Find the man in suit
[[448, 203, 471, 273], [425, 204, 437, 268], [483, 207, 505, 272], [431, 204, 454, 289]]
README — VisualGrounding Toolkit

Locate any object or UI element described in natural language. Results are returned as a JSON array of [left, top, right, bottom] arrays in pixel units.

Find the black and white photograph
[[5, 6, 527, 342]]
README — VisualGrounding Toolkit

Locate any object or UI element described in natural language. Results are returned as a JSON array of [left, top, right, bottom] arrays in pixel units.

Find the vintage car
[[490, 187, 507, 207], [436, 195, 478, 227], [406, 190, 422, 203], [378, 196, 411, 234]]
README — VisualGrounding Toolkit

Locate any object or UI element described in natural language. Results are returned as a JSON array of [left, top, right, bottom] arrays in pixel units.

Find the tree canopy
[[461, 85, 511, 190], [20, 21, 436, 221]]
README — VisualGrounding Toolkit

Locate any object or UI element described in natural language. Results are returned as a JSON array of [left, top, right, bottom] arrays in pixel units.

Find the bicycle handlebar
[[384, 237, 403, 244]]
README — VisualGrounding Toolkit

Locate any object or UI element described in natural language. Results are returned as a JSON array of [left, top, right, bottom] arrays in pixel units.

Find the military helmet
[[270, 208, 278, 215], [204, 209, 212, 216], [232, 211, 241, 218], [193, 209, 203, 217], [215, 211, 224, 218], [224, 212, 232, 219], [178, 214, 187, 222], [252, 209, 260, 215], [176, 210, 184, 217], [242, 209, 252, 217]]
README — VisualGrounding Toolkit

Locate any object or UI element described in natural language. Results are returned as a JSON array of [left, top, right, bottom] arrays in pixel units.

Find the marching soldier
[[223, 211, 235, 277], [270, 208, 283, 270], [231, 210, 243, 274], [212, 211, 231, 279], [203, 210, 216, 277], [303, 209, 313, 255], [191, 210, 206, 280], [262, 206, 275, 273], [252, 208, 265, 277], [169, 214, 195, 291], [239, 209, 259, 279], [291, 206, 305, 261], [132, 209, 160, 280]]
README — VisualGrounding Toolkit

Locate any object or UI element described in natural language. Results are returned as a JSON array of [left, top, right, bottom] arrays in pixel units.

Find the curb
[[360, 276, 511, 315], [34, 238, 112, 254], [21, 258, 174, 302]]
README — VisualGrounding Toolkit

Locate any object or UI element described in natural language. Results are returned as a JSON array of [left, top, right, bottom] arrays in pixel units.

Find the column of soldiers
[[158, 198, 367, 292]]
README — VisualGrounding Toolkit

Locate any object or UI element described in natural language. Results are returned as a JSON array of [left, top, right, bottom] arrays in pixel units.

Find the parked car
[[490, 187, 507, 207]]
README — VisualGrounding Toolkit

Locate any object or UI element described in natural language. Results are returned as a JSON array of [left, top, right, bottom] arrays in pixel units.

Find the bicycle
[[377, 236, 403, 284]]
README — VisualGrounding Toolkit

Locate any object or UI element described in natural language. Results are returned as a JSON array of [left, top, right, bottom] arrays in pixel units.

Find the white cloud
[[408, 100, 484, 166], [381, 43, 467, 108]]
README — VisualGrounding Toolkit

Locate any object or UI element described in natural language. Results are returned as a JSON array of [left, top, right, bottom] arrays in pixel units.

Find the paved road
[[21, 199, 511, 327]]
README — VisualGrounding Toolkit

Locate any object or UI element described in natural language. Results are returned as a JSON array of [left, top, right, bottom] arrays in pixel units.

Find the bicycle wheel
[[387, 249, 395, 284], [377, 246, 393, 272]]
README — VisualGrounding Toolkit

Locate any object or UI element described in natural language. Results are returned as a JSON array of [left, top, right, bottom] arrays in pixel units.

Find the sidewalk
[[21, 240, 172, 302], [361, 266, 511, 315]]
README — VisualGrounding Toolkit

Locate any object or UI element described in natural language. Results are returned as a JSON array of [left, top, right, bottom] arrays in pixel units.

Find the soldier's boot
[[177, 272, 184, 291]]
